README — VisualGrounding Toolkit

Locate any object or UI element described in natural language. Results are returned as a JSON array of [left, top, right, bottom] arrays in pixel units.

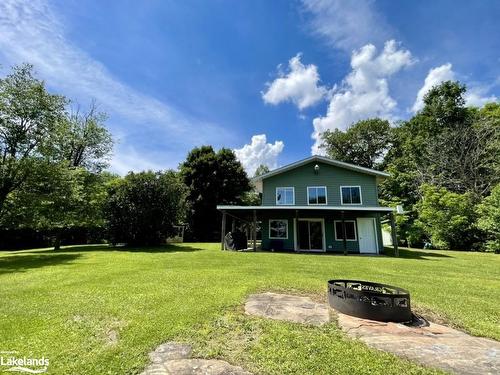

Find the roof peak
[[252, 155, 389, 181]]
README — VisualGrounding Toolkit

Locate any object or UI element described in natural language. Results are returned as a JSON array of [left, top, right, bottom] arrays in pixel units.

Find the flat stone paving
[[244, 292, 330, 326], [338, 313, 500, 375], [140, 342, 252, 375], [245, 293, 500, 375]]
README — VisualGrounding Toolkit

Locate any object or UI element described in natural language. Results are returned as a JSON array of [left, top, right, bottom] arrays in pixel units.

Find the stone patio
[[244, 292, 330, 326], [337, 312, 500, 375], [245, 292, 500, 375], [140, 342, 252, 375]]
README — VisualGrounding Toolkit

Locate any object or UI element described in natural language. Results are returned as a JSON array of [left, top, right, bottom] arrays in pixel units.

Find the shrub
[[416, 184, 477, 250], [104, 170, 186, 246], [476, 184, 500, 253]]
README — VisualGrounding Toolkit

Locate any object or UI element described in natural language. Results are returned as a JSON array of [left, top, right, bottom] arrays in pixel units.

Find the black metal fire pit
[[328, 280, 412, 322]]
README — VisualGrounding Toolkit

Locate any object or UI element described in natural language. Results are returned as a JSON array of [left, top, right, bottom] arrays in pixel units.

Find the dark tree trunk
[[53, 232, 61, 251]]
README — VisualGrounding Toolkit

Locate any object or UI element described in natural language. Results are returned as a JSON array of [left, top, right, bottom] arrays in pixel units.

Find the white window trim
[[275, 187, 295, 205], [334, 220, 358, 241], [307, 186, 328, 205], [269, 219, 289, 239], [340, 185, 363, 205]]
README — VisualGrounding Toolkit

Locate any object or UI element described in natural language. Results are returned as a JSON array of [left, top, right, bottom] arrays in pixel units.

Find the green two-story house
[[217, 155, 397, 255]]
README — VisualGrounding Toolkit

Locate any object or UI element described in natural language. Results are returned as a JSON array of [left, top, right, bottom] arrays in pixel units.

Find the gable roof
[[251, 155, 390, 183]]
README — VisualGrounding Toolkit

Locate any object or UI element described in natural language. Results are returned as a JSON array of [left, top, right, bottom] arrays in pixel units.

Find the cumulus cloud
[[0, 0, 234, 174], [311, 40, 414, 154], [411, 63, 455, 112], [412, 63, 498, 112], [262, 54, 328, 110], [301, 0, 392, 52], [465, 87, 498, 107], [234, 134, 284, 176]]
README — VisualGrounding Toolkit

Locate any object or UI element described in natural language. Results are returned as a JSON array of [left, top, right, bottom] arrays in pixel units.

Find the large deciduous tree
[[180, 146, 250, 241], [105, 170, 187, 246], [56, 102, 113, 172], [0, 64, 67, 214], [320, 118, 392, 169]]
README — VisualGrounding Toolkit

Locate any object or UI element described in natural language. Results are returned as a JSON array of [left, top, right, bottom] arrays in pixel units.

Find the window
[[269, 219, 288, 239], [341, 186, 362, 204], [334, 220, 357, 241], [276, 187, 294, 205], [307, 186, 327, 205]]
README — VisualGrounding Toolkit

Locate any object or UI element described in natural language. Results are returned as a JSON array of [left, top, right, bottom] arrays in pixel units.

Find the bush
[[104, 170, 186, 246], [476, 184, 500, 253], [416, 184, 477, 250]]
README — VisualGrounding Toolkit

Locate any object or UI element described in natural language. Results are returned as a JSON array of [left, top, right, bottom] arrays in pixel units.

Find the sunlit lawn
[[0, 243, 498, 374]]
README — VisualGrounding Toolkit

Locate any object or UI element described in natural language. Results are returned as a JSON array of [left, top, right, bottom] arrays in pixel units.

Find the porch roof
[[217, 205, 394, 212]]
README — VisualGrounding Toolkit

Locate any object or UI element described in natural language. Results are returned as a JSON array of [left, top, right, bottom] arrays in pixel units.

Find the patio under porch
[[216, 205, 399, 256]]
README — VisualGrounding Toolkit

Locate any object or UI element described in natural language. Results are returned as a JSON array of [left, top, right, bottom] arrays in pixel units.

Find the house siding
[[261, 210, 383, 254], [262, 161, 379, 207]]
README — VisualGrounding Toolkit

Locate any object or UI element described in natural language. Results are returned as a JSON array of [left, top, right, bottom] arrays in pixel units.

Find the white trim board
[[217, 205, 394, 212]]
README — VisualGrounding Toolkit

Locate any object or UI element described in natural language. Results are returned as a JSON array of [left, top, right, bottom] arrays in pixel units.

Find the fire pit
[[328, 280, 412, 323]]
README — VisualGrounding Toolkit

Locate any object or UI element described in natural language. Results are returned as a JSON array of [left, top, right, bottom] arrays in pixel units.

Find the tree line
[[0, 64, 252, 249], [1, 64, 498, 251], [320, 82, 500, 252]]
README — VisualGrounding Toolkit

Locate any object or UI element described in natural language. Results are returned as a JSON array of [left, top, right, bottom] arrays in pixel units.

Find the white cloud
[[465, 87, 497, 107], [301, 0, 392, 52], [234, 134, 284, 176], [0, 0, 233, 174], [262, 54, 328, 110], [412, 63, 498, 112], [311, 40, 414, 154], [411, 63, 455, 112]]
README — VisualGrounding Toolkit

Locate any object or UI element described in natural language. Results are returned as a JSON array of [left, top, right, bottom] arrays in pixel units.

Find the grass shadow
[[51, 243, 204, 254], [383, 247, 453, 259], [0, 253, 82, 275]]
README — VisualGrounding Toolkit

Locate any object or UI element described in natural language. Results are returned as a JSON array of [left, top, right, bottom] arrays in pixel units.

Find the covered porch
[[216, 205, 399, 256]]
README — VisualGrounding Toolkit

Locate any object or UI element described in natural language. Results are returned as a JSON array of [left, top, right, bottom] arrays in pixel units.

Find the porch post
[[231, 218, 236, 232], [221, 211, 227, 251], [294, 209, 299, 251], [389, 211, 399, 257], [253, 209, 257, 251], [341, 210, 347, 255]]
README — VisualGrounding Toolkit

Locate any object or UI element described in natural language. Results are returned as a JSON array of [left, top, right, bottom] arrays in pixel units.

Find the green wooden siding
[[261, 211, 383, 254], [262, 161, 379, 207]]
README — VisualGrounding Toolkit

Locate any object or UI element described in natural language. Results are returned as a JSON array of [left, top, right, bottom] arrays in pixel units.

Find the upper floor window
[[341, 186, 362, 205], [276, 187, 294, 205], [308, 186, 327, 205]]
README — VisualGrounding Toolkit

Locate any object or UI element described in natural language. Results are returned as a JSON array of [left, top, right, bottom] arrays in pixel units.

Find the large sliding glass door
[[297, 219, 324, 251]]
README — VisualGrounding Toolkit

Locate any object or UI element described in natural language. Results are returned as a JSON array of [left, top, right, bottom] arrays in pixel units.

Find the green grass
[[0, 244, 498, 374]]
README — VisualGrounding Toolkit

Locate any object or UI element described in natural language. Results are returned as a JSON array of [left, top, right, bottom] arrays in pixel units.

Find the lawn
[[0, 244, 498, 374]]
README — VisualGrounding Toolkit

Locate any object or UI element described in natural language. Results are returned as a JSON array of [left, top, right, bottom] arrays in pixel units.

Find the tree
[[416, 184, 477, 250], [476, 184, 500, 253], [105, 170, 187, 246], [0, 64, 67, 215], [56, 102, 113, 172], [254, 164, 270, 177], [180, 146, 250, 241], [0, 164, 114, 249], [320, 118, 392, 169]]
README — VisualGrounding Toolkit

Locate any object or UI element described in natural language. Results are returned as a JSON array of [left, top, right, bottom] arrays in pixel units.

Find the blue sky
[[0, 0, 499, 175]]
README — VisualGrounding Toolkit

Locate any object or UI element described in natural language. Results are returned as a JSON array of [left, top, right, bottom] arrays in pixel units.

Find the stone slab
[[245, 292, 330, 326], [337, 313, 500, 375], [140, 342, 252, 375]]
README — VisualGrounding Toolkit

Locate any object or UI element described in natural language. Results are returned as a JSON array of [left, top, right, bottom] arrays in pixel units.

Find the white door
[[357, 218, 378, 254]]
